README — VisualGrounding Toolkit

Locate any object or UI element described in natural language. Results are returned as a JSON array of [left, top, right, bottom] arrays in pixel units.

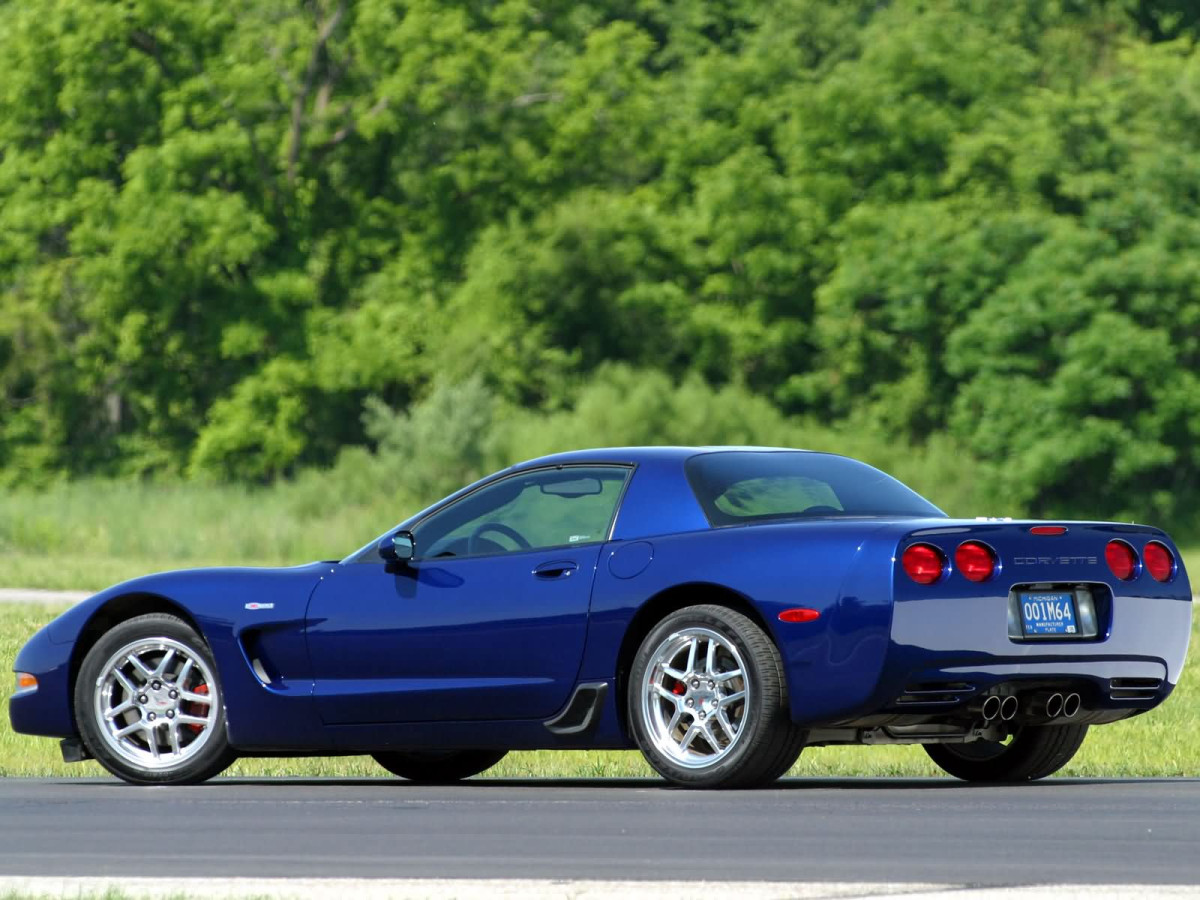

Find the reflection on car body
[[10, 447, 1192, 787]]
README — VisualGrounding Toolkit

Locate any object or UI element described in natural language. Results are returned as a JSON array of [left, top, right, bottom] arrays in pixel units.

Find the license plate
[[1019, 591, 1079, 637]]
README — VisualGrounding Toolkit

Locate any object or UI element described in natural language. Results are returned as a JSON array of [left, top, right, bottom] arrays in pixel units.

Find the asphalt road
[[2, 776, 1198, 884]]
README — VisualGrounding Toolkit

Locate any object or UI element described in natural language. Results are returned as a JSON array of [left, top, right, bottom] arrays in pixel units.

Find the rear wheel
[[628, 604, 805, 789], [924, 724, 1089, 782], [74, 613, 236, 785], [372, 749, 508, 783]]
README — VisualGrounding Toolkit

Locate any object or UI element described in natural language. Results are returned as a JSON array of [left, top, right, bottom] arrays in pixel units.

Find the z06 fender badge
[[244, 602, 275, 610]]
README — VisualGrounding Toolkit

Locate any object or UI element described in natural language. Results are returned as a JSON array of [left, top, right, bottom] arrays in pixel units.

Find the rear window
[[685, 451, 945, 527]]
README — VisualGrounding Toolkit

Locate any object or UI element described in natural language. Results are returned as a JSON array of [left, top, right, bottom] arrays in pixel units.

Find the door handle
[[533, 560, 579, 579]]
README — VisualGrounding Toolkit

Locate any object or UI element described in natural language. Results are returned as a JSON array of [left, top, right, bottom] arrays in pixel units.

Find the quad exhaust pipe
[[976, 694, 1019, 722], [974, 691, 1084, 724], [999, 695, 1018, 721], [1026, 691, 1084, 720], [1033, 692, 1064, 719], [979, 694, 1002, 722]]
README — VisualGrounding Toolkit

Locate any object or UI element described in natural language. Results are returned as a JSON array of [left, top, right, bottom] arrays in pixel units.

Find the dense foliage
[[2, 0, 1199, 529]]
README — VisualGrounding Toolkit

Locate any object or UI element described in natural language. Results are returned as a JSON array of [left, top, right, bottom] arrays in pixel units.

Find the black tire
[[924, 724, 1089, 782], [627, 604, 806, 789], [372, 749, 508, 783], [74, 613, 236, 785]]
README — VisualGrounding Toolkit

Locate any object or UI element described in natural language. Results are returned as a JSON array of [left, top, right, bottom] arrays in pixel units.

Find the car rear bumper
[[786, 581, 1191, 729], [876, 589, 1192, 719]]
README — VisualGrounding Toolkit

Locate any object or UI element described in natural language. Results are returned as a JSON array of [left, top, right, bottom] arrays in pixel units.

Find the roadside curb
[[0, 588, 91, 606], [0, 878, 1197, 900]]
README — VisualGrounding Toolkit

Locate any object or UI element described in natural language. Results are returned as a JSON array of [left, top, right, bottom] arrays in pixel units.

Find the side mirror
[[378, 530, 415, 564]]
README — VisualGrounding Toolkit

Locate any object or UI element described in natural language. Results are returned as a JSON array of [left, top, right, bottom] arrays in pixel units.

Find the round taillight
[[1144, 541, 1174, 583], [901, 543, 945, 585], [955, 541, 996, 582], [1105, 540, 1138, 581]]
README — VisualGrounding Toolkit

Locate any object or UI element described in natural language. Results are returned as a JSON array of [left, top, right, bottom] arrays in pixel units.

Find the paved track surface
[[3, 777, 1198, 884], [4, 877, 1199, 899]]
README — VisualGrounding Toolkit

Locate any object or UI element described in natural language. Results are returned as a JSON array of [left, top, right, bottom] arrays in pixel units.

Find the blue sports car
[[9, 447, 1193, 787]]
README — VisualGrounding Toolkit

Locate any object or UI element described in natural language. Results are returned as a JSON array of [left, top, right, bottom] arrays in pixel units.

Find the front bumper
[[8, 626, 77, 738]]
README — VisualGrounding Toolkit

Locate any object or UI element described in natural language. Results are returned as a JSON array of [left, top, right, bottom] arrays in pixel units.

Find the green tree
[[4, 0, 1200, 534]]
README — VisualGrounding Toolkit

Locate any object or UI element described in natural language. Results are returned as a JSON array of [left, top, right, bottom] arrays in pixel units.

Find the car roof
[[511, 446, 815, 470]]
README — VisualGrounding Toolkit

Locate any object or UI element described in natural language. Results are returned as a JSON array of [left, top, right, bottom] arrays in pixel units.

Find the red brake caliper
[[671, 681, 686, 695], [185, 683, 209, 734]]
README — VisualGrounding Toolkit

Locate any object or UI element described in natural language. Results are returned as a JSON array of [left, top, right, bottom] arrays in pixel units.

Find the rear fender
[[584, 522, 898, 727]]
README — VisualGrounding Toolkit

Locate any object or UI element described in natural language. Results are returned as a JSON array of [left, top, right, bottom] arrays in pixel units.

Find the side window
[[413, 467, 629, 559], [715, 476, 842, 519]]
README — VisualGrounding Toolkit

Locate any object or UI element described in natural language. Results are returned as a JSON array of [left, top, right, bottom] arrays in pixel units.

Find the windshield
[[685, 451, 945, 527]]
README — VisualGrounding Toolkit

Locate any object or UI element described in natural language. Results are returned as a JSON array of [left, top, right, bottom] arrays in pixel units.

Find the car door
[[305, 465, 630, 725]]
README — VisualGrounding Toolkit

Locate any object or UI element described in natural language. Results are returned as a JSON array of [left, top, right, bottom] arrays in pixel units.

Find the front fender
[[15, 564, 331, 750]]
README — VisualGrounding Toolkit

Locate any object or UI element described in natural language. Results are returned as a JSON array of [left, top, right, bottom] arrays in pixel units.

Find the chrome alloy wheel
[[92, 637, 218, 769], [641, 626, 749, 769]]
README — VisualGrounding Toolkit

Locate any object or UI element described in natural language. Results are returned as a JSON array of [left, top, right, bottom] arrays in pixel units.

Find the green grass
[[1181, 548, 1199, 586], [0, 478, 412, 591], [2, 602, 1196, 780]]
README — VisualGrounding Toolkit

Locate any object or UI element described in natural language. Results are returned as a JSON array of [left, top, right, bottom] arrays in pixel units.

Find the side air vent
[[1108, 677, 1162, 701], [894, 682, 975, 706], [545, 683, 608, 735]]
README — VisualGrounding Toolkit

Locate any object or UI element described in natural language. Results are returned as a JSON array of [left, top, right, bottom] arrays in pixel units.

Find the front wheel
[[74, 613, 236, 785], [628, 604, 805, 789], [372, 749, 508, 783], [924, 724, 1089, 782]]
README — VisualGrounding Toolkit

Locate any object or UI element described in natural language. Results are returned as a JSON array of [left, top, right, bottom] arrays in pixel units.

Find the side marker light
[[15, 673, 37, 692], [778, 608, 821, 623]]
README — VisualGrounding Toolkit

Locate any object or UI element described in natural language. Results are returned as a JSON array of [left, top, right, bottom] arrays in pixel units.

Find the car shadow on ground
[[53, 774, 1198, 790]]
